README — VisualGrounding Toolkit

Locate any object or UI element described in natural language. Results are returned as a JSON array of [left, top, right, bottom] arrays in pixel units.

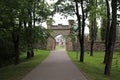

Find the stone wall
[[85, 41, 120, 51]]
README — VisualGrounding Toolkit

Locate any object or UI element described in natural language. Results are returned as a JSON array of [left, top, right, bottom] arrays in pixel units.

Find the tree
[[2, 0, 21, 64], [0, 0, 52, 65], [0, 1, 13, 65], [100, 0, 107, 41], [88, 0, 98, 56], [101, 18, 107, 41], [104, 0, 117, 76], [76, 0, 89, 62], [19, 0, 52, 59]]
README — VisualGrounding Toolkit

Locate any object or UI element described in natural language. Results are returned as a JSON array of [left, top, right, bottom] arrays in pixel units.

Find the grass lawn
[[68, 51, 120, 80], [0, 49, 50, 80]]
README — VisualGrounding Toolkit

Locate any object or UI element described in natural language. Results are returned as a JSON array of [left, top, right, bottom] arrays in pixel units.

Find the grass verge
[[68, 51, 120, 80], [0, 49, 50, 80]]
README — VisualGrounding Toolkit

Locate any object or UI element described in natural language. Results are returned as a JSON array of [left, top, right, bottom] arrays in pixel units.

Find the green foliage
[[33, 26, 52, 49], [36, 1, 52, 22], [101, 18, 107, 41], [69, 27, 76, 41], [0, 0, 52, 65], [53, 0, 75, 18], [96, 0, 107, 41], [88, 0, 100, 41]]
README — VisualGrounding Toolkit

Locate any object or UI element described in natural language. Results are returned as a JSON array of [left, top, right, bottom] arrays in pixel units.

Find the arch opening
[[55, 35, 66, 50]]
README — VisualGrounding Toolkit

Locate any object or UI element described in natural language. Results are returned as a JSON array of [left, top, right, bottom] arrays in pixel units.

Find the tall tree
[[76, 0, 88, 62], [21, 0, 52, 59], [104, 0, 117, 76], [75, 0, 83, 61], [103, 0, 111, 64], [88, 0, 98, 56]]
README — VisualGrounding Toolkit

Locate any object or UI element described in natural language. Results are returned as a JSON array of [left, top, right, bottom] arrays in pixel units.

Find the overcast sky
[[42, 0, 89, 34]]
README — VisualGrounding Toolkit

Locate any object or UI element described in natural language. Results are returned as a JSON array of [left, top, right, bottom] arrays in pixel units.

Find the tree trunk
[[80, 1, 85, 62], [103, 51, 108, 63], [90, 18, 97, 56], [104, 46, 114, 76], [104, 0, 117, 76], [90, 20, 94, 56], [31, 49, 34, 57], [10, 13, 20, 64], [75, 1, 82, 62], [32, 3, 35, 57], [89, 0, 97, 56], [12, 29, 20, 64], [24, 21, 32, 59], [90, 39, 94, 56], [13, 36, 19, 65], [27, 51, 31, 59], [80, 39, 84, 62], [104, 0, 110, 64], [27, 9, 34, 58], [75, 0, 86, 62]]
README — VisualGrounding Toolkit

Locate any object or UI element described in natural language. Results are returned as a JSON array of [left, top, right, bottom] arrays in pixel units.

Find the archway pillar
[[47, 37, 55, 50], [66, 37, 73, 51]]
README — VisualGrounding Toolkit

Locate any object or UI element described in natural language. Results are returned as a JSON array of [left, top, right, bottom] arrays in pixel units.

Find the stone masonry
[[47, 20, 74, 51]]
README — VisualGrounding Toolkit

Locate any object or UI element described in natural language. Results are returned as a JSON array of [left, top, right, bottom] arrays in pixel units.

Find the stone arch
[[47, 20, 74, 51], [55, 34, 66, 50]]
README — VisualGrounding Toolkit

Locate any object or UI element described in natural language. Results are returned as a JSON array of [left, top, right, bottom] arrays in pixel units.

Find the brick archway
[[47, 20, 74, 51]]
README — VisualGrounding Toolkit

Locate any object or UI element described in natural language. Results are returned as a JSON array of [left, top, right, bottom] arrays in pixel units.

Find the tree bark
[[80, 1, 85, 62], [75, 0, 85, 62], [10, 13, 20, 64], [27, 9, 34, 58], [90, 39, 94, 56], [75, 1, 82, 62], [90, 19, 94, 56], [104, 0, 110, 64], [104, 0, 117, 76], [13, 34, 20, 64]]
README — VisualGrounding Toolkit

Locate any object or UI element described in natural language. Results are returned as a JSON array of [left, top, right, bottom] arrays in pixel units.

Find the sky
[[42, 0, 89, 34], [42, 0, 120, 34], [42, 13, 89, 34]]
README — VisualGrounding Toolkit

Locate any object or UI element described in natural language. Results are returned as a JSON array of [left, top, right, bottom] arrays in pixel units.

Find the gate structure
[[47, 20, 74, 51]]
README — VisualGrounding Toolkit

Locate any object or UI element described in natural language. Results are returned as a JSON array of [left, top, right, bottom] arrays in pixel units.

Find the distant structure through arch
[[47, 20, 74, 51]]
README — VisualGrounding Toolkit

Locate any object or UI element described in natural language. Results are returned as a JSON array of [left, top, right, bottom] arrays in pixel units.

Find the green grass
[[68, 51, 120, 80], [0, 49, 50, 80], [55, 45, 66, 50]]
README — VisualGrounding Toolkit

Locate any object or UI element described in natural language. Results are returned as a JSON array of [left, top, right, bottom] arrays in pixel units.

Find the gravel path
[[22, 50, 88, 80]]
